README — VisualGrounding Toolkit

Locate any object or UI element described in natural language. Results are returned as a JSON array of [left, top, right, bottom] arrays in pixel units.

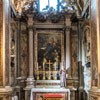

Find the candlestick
[[37, 71, 39, 80], [43, 72, 45, 80], [37, 62, 39, 71]]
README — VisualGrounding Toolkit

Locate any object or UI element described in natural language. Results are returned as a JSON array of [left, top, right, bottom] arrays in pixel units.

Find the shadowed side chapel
[[0, 0, 100, 100]]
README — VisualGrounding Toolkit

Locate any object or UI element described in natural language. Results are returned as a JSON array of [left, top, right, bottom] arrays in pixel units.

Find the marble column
[[65, 17, 71, 78], [26, 14, 35, 88], [90, 0, 99, 87], [77, 21, 84, 87], [89, 0, 100, 100], [29, 27, 34, 78]]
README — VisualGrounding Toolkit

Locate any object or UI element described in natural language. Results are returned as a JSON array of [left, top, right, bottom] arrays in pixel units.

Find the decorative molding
[[34, 24, 64, 29]]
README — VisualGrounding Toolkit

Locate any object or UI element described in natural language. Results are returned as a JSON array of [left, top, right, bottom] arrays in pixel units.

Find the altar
[[30, 88, 70, 100]]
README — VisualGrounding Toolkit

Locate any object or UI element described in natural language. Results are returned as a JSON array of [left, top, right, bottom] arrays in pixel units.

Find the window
[[39, 0, 48, 12], [39, 0, 62, 12]]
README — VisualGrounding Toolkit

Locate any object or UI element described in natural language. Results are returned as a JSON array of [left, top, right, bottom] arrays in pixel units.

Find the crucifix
[[46, 60, 53, 80], [46, 60, 53, 71]]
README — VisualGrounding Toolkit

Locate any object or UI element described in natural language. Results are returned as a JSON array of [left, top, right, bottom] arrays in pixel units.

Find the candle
[[37, 62, 38, 70]]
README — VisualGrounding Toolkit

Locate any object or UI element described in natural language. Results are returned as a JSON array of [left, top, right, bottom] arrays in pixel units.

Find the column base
[[26, 77, 35, 89], [0, 86, 13, 96]]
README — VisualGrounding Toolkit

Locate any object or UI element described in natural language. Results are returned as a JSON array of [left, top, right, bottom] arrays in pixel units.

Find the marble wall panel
[[20, 23, 28, 78], [70, 30, 78, 78]]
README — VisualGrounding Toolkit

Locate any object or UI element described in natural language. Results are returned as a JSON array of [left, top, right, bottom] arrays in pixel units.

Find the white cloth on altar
[[14, 96, 18, 100], [12, 97, 14, 100], [12, 96, 18, 100], [30, 88, 70, 100]]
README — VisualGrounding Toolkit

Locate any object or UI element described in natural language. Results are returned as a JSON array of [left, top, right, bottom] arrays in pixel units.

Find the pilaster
[[65, 16, 71, 78]]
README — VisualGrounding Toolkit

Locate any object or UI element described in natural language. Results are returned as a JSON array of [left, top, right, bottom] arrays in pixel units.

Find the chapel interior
[[0, 0, 100, 100]]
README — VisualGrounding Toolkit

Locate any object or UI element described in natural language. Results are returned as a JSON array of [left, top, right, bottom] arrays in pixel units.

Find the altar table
[[30, 88, 70, 100]]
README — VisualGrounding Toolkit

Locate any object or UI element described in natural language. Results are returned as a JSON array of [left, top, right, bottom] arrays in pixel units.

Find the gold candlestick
[[48, 71, 51, 80], [43, 71, 45, 80], [37, 71, 39, 80]]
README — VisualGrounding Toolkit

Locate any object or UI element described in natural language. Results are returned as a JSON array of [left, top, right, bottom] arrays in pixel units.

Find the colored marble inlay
[[71, 32, 78, 78], [21, 33, 28, 77]]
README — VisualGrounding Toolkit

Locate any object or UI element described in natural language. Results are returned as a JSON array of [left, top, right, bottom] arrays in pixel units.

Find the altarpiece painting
[[34, 31, 64, 81]]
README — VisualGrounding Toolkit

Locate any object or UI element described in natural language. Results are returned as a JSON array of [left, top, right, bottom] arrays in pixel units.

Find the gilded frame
[[34, 30, 65, 80]]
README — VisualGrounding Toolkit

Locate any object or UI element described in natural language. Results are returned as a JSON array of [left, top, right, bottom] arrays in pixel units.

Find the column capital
[[27, 14, 34, 29], [65, 16, 71, 27]]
